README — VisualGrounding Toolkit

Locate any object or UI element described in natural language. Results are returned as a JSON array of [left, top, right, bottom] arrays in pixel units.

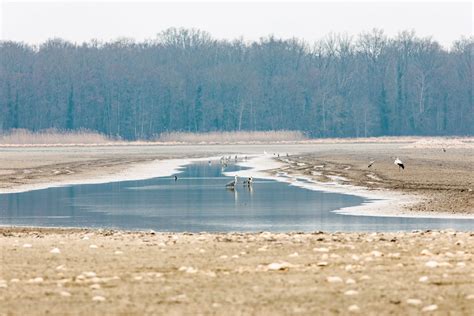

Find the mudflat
[[0, 228, 473, 315], [0, 138, 473, 315], [0, 139, 472, 215]]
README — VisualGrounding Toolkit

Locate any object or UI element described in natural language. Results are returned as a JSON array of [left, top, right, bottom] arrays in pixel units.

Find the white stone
[[89, 245, 98, 249], [313, 247, 329, 253], [327, 276, 343, 283], [420, 249, 433, 256], [267, 262, 290, 271], [22, 243, 32, 248], [28, 277, 44, 283], [59, 291, 71, 297], [406, 298, 422, 306], [348, 304, 360, 313], [92, 295, 106, 302], [465, 294, 474, 300], [346, 278, 356, 284], [90, 284, 101, 290], [360, 275, 371, 281], [422, 304, 438, 312], [83, 272, 97, 278], [419, 276, 429, 283], [288, 252, 299, 257], [344, 290, 358, 296], [114, 250, 123, 255], [425, 261, 438, 268], [50, 248, 61, 254], [317, 262, 328, 266], [371, 251, 383, 257]]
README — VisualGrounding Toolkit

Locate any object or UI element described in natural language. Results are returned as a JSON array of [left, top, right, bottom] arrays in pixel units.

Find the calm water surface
[[0, 163, 472, 232]]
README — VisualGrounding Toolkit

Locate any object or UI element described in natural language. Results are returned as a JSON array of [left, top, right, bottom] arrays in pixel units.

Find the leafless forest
[[1, 28, 472, 140]]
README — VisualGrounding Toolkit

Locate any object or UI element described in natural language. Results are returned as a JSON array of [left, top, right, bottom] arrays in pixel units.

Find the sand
[[0, 138, 473, 315], [0, 228, 473, 315]]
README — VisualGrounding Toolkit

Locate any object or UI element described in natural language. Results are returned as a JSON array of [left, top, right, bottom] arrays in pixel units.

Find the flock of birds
[[173, 153, 409, 189]]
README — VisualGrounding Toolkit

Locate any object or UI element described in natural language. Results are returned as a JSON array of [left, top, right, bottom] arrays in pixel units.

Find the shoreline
[[227, 155, 474, 219], [1, 152, 472, 220]]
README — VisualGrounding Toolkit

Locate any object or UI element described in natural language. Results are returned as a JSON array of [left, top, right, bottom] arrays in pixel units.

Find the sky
[[0, 0, 472, 48]]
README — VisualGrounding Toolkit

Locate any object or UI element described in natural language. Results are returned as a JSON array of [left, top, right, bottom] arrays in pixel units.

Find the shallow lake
[[0, 162, 472, 232]]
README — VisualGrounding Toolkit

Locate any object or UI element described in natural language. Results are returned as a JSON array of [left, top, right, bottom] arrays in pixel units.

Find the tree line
[[0, 28, 472, 139]]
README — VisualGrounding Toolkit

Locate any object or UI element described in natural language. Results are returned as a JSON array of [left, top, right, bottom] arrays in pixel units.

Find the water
[[0, 163, 472, 232]]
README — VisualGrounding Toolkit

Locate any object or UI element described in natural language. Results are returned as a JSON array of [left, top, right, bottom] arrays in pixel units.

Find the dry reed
[[0, 129, 112, 145], [157, 131, 306, 143]]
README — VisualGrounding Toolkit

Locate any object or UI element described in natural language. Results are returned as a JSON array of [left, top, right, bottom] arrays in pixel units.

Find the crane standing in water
[[226, 175, 238, 189]]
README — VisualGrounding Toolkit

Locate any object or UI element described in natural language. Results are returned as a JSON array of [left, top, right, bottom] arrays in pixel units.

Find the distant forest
[[0, 28, 472, 139]]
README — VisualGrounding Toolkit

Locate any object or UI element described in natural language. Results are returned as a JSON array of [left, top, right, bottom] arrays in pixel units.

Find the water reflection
[[0, 163, 473, 232]]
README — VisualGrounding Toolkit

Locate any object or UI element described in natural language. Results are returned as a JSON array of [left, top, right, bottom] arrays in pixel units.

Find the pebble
[[359, 275, 371, 281], [406, 298, 422, 306], [425, 261, 438, 268], [92, 295, 106, 302], [419, 276, 429, 283], [60, 291, 71, 297], [346, 278, 356, 284], [348, 304, 360, 313], [219, 255, 228, 259], [0, 283, 7, 289], [327, 276, 343, 283], [83, 272, 97, 278], [421, 249, 433, 256], [114, 250, 123, 255], [89, 245, 98, 249], [10, 278, 19, 283], [456, 262, 466, 268], [22, 243, 32, 248], [313, 247, 329, 253], [56, 265, 66, 271], [179, 266, 198, 274], [267, 262, 290, 271], [422, 304, 438, 312], [90, 284, 101, 290], [317, 262, 328, 267], [370, 250, 383, 257], [344, 290, 358, 296], [288, 252, 299, 257], [466, 294, 474, 300], [28, 277, 44, 283], [50, 248, 61, 254]]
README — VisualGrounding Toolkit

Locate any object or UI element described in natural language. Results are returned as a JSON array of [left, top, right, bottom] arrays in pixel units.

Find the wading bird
[[174, 175, 178, 181], [226, 175, 238, 189], [243, 176, 253, 186], [394, 157, 405, 170]]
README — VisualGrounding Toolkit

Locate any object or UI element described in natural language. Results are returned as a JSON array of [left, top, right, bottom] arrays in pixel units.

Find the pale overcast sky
[[1, 1, 472, 47]]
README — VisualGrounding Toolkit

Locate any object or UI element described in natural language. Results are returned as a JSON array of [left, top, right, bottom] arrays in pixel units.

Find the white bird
[[394, 157, 405, 170], [226, 175, 238, 188], [368, 160, 375, 168]]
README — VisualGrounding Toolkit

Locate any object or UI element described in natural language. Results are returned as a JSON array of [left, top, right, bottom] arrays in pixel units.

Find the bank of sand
[[0, 228, 473, 315], [0, 139, 473, 314]]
